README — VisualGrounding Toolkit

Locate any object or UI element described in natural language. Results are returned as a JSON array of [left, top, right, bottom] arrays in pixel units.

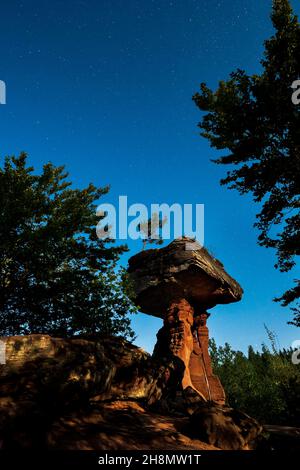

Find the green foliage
[[0, 153, 137, 339], [193, 0, 300, 324], [209, 333, 300, 425], [139, 213, 168, 250]]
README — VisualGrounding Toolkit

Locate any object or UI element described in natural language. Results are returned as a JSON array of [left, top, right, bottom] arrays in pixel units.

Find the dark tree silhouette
[[0, 153, 136, 338], [193, 0, 300, 325], [139, 213, 168, 250]]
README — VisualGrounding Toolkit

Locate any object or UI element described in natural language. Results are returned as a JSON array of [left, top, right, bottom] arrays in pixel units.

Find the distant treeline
[[209, 328, 300, 425]]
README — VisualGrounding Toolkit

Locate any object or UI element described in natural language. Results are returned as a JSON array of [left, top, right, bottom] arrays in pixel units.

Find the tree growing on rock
[[193, 0, 300, 325], [139, 213, 167, 250], [0, 153, 136, 339]]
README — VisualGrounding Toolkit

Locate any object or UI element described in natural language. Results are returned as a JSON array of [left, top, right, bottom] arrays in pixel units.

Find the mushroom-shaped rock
[[128, 238, 243, 405], [128, 237, 243, 317]]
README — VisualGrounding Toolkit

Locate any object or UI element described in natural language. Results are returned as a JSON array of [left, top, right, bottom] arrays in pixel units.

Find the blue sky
[[0, 0, 299, 353]]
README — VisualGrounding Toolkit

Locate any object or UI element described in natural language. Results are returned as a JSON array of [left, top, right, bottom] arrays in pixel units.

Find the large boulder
[[128, 237, 243, 316], [190, 403, 263, 450], [0, 334, 152, 404], [0, 334, 156, 448]]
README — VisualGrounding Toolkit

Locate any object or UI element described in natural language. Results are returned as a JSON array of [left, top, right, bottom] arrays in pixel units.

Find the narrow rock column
[[189, 312, 225, 404], [165, 298, 195, 390], [152, 298, 206, 399], [195, 312, 213, 377]]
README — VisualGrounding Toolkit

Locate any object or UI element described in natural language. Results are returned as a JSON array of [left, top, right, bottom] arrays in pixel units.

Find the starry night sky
[[0, 0, 299, 353]]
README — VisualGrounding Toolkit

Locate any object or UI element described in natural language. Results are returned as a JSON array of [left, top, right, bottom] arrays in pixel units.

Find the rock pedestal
[[128, 237, 243, 404], [189, 312, 225, 403], [153, 301, 225, 403], [153, 298, 195, 392]]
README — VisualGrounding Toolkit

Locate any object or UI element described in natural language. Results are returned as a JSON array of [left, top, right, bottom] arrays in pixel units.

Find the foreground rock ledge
[[0, 335, 262, 450]]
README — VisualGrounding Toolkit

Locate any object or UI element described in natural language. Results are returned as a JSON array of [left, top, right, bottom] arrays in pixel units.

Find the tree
[[209, 336, 300, 425], [139, 213, 168, 250], [193, 0, 300, 325], [0, 153, 136, 339]]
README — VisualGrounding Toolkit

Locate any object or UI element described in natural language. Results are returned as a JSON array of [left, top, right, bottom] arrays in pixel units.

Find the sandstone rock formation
[[0, 334, 154, 448], [0, 334, 261, 450], [190, 403, 263, 450], [48, 400, 220, 451], [128, 237, 243, 404], [0, 239, 263, 450]]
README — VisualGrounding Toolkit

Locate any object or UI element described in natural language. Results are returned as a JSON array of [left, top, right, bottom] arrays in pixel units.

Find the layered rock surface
[[0, 334, 261, 450], [128, 237, 243, 316]]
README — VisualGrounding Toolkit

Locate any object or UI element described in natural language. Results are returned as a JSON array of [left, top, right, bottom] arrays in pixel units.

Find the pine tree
[[0, 153, 136, 338], [193, 0, 300, 325]]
